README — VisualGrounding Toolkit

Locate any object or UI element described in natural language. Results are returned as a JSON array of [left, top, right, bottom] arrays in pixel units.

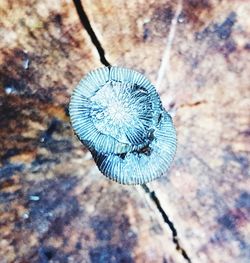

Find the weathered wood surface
[[0, 0, 249, 262]]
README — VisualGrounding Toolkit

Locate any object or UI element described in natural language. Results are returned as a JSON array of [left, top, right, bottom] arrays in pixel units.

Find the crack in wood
[[72, 0, 111, 66], [72, 1, 191, 261], [142, 184, 192, 263]]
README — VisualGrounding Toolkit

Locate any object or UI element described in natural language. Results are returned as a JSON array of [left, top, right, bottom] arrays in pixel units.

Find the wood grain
[[83, 0, 250, 262], [0, 0, 250, 262]]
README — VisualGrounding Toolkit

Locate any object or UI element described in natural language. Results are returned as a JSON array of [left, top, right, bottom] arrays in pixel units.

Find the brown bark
[[0, 0, 249, 262]]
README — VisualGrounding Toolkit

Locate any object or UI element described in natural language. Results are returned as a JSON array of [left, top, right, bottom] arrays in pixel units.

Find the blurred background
[[0, 0, 249, 262]]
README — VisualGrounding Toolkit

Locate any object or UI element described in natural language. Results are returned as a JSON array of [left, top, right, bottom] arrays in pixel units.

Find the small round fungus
[[69, 66, 177, 185]]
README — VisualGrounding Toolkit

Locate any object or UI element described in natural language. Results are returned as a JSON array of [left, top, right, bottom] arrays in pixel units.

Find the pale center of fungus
[[90, 80, 152, 145], [107, 100, 131, 122]]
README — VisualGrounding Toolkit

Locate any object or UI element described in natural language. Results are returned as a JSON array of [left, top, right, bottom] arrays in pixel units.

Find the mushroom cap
[[92, 111, 177, 185], [69, 66, 177, 185], [69, 66, 162, 154]]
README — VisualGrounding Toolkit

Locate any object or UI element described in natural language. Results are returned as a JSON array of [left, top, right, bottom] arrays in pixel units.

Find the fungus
[[69, 66, 176, 184]]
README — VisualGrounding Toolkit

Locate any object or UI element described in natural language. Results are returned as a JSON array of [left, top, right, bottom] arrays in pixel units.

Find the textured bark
[[0, 0, 250, 262]]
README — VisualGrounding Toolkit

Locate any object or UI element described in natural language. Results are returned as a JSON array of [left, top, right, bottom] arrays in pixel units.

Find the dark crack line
[[142, 184, 192, 263], [73, 1, 190, 261], [72, 0, 111, 66]]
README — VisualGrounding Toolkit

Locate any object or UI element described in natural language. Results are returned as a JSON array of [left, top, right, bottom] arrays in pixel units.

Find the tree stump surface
[[0, 1, 249, 262]]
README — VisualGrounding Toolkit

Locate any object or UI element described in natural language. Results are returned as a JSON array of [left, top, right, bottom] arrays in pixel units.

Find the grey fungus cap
[[69, 66, 177, 185]]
